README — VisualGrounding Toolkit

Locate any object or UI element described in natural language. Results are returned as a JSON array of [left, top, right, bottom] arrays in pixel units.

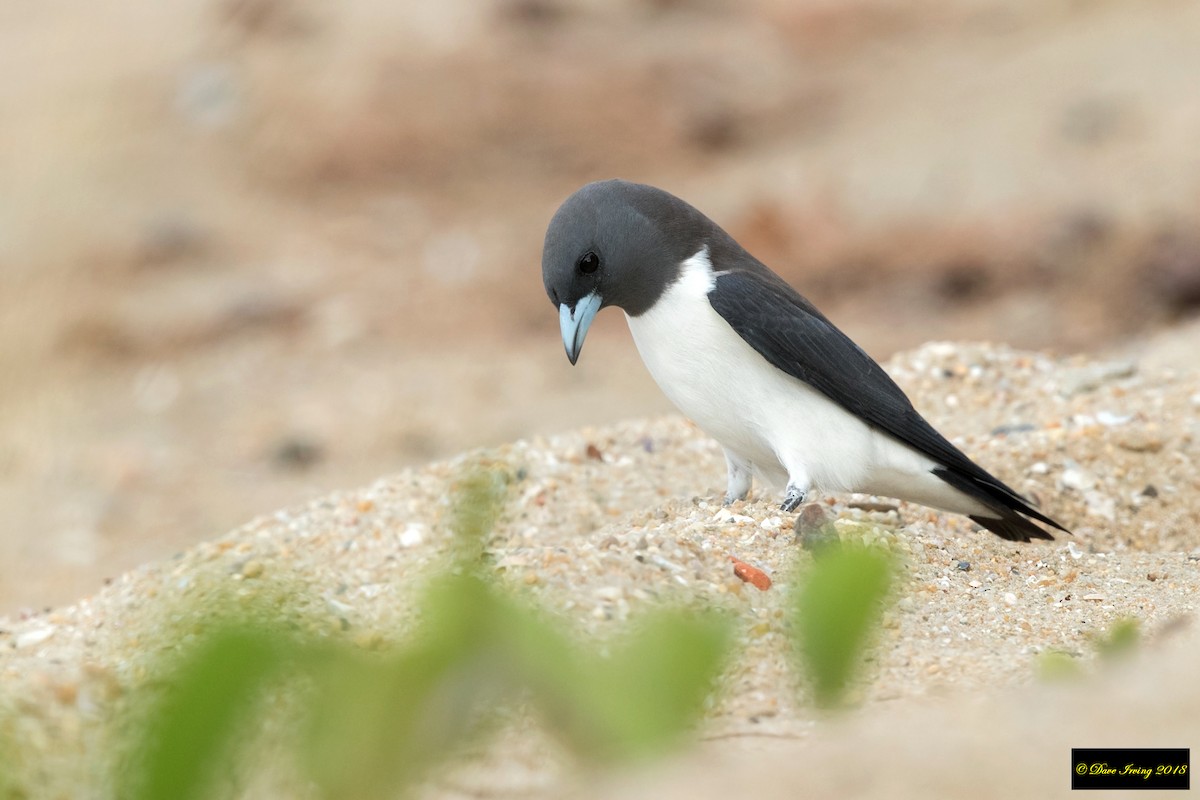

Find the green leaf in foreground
[[793, 546, 894, 708], [302, 572, 501, 800], [450, 467, 508, 566], [0, 718, 15, 800], [520, 606, 734, 762], [303, 579, 731, 794], [123, 628, 291, 800], [1036, 649, 1083, 682], [563, 610, 731, 762], [1093, 617, 1139, 660], [118, 467, 735, 800], [303, 637, 492, 799]]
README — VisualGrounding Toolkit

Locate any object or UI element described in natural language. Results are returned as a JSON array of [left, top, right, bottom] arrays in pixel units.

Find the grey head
[[542, 179, 721, 364]]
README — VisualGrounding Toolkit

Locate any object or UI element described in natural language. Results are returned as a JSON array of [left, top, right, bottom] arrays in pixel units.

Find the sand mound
[[2, 342, 1196, 798]]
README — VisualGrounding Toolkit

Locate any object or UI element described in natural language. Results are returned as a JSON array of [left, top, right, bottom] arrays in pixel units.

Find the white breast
[[624, 248, 979, 514]]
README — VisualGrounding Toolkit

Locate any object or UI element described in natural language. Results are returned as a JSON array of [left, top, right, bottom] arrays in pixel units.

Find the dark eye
[[577, 251, 600, 274]]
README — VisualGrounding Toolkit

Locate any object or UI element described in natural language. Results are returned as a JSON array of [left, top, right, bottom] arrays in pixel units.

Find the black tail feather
[[932, 466, 1070, 542], [969, 513, 1056, 543]]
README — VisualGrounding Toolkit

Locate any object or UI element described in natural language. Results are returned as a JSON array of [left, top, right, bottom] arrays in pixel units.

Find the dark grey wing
[[707, 268, 1066, 535], [709, 269, 963, 466]]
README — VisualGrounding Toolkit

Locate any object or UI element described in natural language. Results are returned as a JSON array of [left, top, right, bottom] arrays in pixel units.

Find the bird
[[541, 179, 1069, 542]]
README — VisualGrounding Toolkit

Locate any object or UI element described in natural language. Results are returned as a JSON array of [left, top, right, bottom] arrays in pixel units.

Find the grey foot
[[781, 485, 808, 513]]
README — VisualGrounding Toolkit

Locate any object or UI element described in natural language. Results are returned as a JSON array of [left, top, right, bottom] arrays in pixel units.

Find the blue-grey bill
[[559, 292, 602, 365]]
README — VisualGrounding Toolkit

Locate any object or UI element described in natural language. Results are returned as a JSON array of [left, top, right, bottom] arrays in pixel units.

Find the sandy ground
[[1, 341, 1196, 798], [4, 2, 1200, 792], [5, 0, 1200, 614]]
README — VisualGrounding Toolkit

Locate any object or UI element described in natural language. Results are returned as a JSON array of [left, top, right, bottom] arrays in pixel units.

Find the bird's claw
[[781, 486, 807, 513]]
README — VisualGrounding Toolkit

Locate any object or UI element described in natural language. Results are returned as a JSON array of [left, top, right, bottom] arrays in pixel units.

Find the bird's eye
[[577, 251, 600, 274]]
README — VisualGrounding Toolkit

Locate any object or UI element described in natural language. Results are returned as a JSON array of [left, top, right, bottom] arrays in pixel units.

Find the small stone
[[399, 523, 424, 547], [1060, 467, 1096, 492], [326, 598, 354, 616], [991, 422, 1036, 436], [794, 503, 840, 557], [1095, 411, 1132, 427], [1082, 593, 1105, 601], [241, 560, 264, 579], [1083, 490, 1115, 521], [1066, 541, 1084, 560], [1141, 484, 1159, 498], [1116, 428, 1165, 453], [847, 500, 900, 513], [16, 626, 56, 648], [1003, 592, 1018, 606], [956, 560, 971, 571], [730, 556, 772, 591], [595, 586, 623, 601], [1059, 361, 1136, 396]]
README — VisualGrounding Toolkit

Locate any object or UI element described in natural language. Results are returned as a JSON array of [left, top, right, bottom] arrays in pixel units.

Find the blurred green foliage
[[3, 469, 919, 799], [1036, 649, 1084, 682], [1036, 617, 1142, 682], [0, 727, 12, 800], [792, 545, 895, 708], [0, 484, 1169, 800], [120, 468, 731, 800], [1093, 617, 1139, 660], [127, 629, 289, 800]]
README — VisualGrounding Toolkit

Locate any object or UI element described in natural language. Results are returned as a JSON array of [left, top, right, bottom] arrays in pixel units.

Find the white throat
[[672, 246, 717, 296]]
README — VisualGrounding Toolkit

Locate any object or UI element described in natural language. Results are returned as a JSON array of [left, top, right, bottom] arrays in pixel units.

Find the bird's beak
[[559, 292, 602, 366]]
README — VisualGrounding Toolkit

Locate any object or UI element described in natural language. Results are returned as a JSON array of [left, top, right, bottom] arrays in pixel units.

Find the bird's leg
[[723, 448, 753, 505], [780, 468, 812, 512], [781, 484, 808, 512]]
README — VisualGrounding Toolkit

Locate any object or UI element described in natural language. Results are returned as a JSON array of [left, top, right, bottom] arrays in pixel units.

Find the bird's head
[[541, 179, 705, 364]]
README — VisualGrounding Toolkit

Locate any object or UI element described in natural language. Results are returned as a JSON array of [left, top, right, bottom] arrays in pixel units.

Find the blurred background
[[2, 0, 1200, 613]]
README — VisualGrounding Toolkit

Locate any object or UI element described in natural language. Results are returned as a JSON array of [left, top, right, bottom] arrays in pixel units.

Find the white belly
[[623, 250, 988, 516], [625, 303, 879, 492]]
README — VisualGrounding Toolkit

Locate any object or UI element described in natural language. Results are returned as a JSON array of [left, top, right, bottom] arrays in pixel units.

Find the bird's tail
[[932, 466, 1069, 543]]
